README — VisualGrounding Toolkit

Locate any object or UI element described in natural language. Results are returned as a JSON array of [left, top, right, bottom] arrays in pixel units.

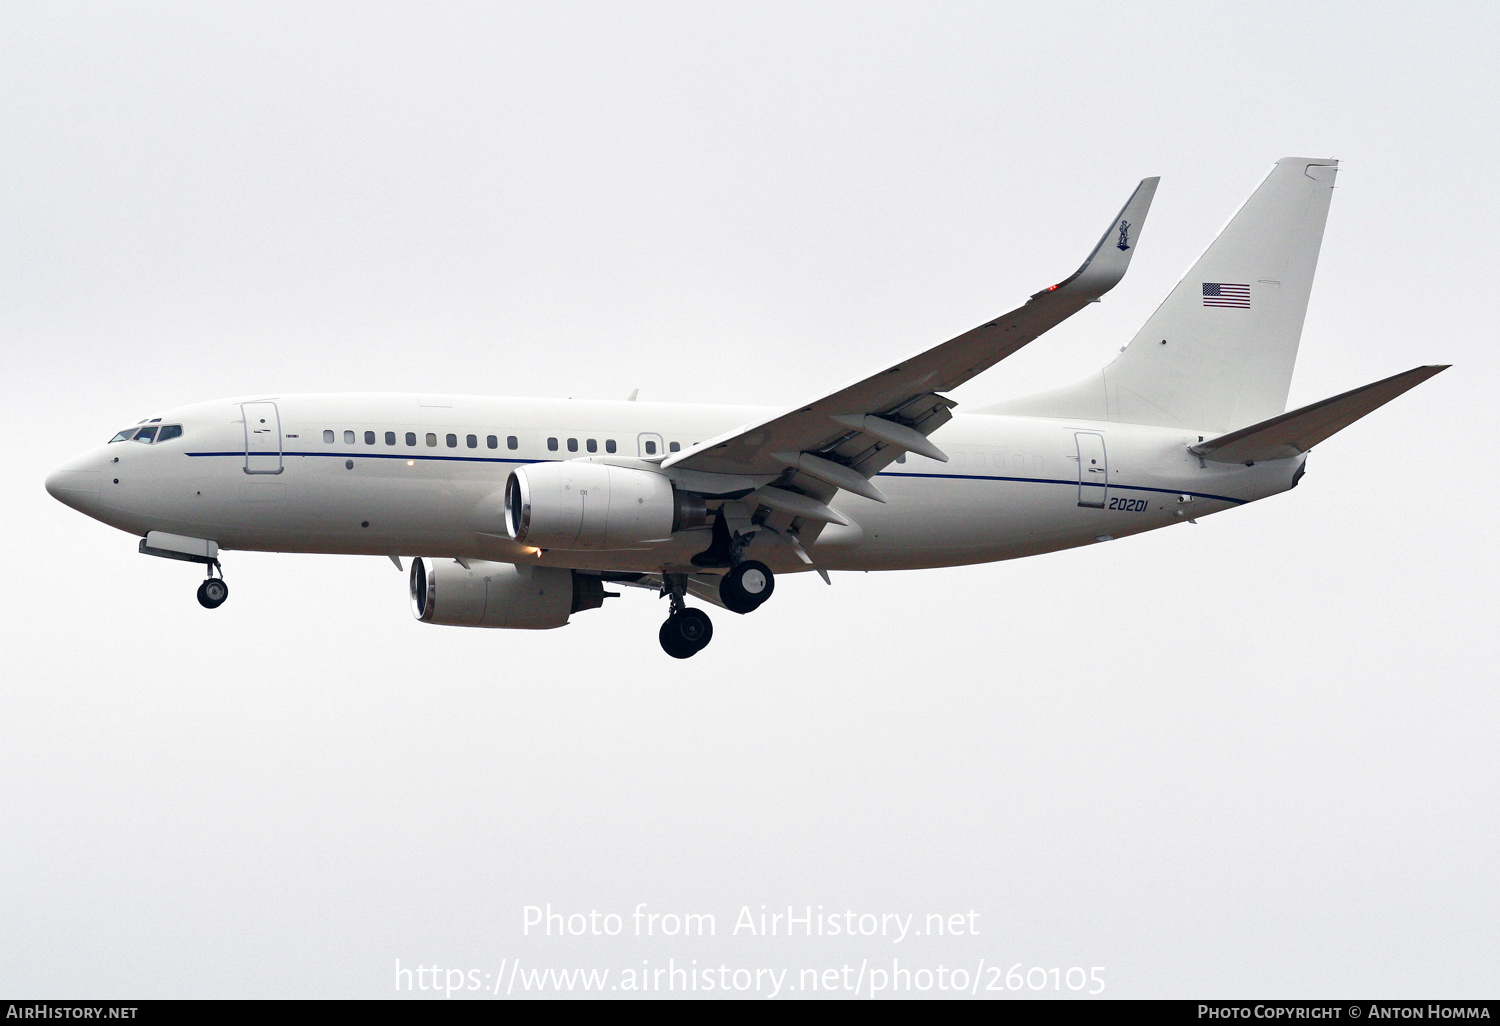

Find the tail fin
[[1190, 365, 1448, 464], [987, 157, 1339, 432]]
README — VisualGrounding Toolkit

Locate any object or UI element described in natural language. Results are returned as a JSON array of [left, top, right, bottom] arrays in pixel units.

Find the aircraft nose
[[45, 449, 103, 511]]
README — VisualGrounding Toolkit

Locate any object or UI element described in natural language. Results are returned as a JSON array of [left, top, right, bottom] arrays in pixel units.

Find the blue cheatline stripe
[[875, 470, 1247, 505], [185, 451, 1247, 505]]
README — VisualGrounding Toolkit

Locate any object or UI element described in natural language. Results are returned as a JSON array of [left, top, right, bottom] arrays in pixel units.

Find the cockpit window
[[110, 424, 185, 443]]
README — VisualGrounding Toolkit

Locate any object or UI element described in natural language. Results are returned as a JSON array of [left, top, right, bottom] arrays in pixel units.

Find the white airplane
[[46, 157, 1446, 658]]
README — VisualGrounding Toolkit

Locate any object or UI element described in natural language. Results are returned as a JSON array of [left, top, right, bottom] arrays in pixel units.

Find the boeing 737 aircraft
[[46, 158, 1446, 657]]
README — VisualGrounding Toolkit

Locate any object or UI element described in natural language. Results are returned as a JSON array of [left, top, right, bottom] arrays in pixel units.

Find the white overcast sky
[[3, 0, 1496, 999]]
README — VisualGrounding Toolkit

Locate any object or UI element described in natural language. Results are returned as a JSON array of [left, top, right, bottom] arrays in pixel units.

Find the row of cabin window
[[321, 429, 684, 456], [545, 437, 683, 455], [324, 429, 519, 450]]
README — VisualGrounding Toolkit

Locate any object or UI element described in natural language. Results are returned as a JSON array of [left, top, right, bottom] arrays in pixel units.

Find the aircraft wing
[[1189, 364, 1449, 464], [661, 176, 1160, 488]]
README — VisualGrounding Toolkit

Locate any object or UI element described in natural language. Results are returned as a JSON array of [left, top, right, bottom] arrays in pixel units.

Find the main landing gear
[[691, 512, 777, 616], [656, 558, 779, 658], [719, 559, 774, 615], [660, 607, 713, 659], [659, 574, 713, 659], [196, 562, 228, 609]]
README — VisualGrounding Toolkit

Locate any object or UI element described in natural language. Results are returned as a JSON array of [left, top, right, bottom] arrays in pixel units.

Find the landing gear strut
[[659, 574, 713, 658], [196, 560, 228, 609], [138, 535, 229, 609]]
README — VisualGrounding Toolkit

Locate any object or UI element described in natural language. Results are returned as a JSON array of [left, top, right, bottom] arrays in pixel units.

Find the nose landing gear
[[196, 560, 228, 609], [137, 534, 229, 609]]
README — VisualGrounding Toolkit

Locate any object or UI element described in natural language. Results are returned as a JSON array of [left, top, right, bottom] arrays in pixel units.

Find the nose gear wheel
[[197, 577, 229, 608]]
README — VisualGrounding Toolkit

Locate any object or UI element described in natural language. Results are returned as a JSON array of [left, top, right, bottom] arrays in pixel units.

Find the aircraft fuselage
[[47, 393, 1300, 576]]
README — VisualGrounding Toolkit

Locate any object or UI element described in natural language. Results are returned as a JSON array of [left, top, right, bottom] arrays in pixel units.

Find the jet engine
[[503, 462, 705, 550], [409, 557, 606, 630]]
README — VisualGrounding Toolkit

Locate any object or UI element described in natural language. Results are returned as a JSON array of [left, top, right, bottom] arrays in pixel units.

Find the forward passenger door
[[242, 402, 283, 475]]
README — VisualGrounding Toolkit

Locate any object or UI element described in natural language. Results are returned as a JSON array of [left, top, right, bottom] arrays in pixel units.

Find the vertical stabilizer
[[986, 158, 1338, 432]]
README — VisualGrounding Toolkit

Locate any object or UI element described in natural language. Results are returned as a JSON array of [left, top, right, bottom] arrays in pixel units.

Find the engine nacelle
[[409, 557, 605, 630], [503, 462, 703, 550]]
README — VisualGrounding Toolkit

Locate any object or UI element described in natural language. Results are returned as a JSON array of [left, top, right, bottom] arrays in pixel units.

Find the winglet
[[1190, 365, 1449, 464], [1033, 176, 1160, 301]]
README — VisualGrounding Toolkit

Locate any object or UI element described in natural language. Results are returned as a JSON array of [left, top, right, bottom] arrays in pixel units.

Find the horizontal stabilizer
[[1189, 365, 1449, 464]]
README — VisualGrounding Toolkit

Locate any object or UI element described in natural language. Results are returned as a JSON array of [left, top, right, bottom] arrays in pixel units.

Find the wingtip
[[1037, 174, 1158, 300]]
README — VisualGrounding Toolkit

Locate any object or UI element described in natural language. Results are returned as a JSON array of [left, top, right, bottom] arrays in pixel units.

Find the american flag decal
[[1202, 282, 1251, 309]]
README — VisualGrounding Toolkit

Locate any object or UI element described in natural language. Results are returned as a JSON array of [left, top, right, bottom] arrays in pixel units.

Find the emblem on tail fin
[[1116, 220, 1131, 251], [1202, 282, 1251, 309]]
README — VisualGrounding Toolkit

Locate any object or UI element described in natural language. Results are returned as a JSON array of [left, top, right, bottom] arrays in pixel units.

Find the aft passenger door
[[1074, 432, 1107, 508], [242, 401, 283, 475]]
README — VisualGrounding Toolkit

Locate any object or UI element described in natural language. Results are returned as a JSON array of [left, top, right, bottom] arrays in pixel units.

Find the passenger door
[[242, 402, 283, 475], [1074, 432, 1107, 508]]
